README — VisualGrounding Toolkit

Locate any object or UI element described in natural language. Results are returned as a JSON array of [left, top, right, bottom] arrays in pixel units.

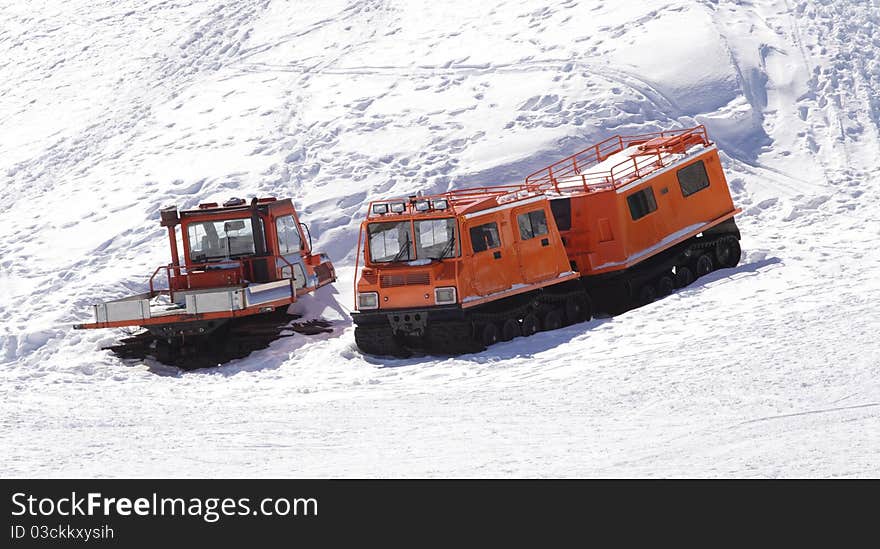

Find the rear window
[[677, 160, 710, 197], [627, 187, 658, 221], [187, 218, 256, 262], [470, 222, 501, 253]]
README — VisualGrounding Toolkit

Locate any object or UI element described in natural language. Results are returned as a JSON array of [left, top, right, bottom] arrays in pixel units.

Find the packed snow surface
[[2, 0, 879, 477]]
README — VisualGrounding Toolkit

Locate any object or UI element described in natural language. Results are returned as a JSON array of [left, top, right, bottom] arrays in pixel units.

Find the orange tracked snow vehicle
[[75, 196, 336, 366], [352, 125, 741, 356]]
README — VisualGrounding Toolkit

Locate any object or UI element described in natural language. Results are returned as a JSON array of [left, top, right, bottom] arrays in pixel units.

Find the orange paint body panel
[[555, 147, 738, 275], [457, 199, 574, 305], [525, 126, 739, 276], [357, 258, 458, 311]]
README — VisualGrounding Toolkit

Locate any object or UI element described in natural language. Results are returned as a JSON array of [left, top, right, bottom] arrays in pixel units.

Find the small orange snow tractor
[[75, 196, 336, 367], [352, 125, 741, 356]]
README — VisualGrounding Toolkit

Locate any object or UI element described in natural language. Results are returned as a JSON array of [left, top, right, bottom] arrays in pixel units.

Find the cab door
[[512, 203, 560, 283], [274, 213, 309, 290], [465, 213, 513, 296]]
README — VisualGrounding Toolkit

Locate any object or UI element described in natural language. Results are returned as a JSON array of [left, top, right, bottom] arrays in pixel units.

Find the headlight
[[434, 286, 457, 305], [358, 292, 379, 310], [415, 200, 430, 212]]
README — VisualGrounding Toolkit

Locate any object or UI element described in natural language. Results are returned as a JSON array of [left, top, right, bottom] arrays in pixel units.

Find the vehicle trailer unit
[[352, 125, 742, 357], [74, 196, 336, 367]]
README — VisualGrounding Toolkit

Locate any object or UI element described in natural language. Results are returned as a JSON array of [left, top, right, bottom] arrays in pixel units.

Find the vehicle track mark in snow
[[736, 402, 880, 427]]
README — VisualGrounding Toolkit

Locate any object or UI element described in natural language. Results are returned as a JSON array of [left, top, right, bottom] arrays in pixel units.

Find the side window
[[469, 222, 501, 253], [293, 264, 306, 289], [188, 223, 208, 257], [517, 209, 549, 240], [627, 187, 658, 221], [282, 263, 307, 289], [549, 198, 572, 231], [677, 160, 710, 197], [276, 215, 302, 254]]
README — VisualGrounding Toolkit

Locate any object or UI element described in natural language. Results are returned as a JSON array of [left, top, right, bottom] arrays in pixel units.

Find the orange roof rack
[[524, 125, 712, 195]]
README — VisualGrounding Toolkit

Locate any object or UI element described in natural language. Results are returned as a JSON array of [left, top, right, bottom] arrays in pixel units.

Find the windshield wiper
[[391, 232, 412, 262], [437, 236, 456, 260]]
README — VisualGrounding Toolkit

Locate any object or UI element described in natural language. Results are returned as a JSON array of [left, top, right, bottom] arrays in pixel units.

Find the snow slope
[[1, 0, 879, 477]]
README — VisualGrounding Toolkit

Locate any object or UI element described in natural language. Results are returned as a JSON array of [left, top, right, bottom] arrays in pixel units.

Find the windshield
[[187, 218, 257, 263], [368, 221, 412, 263], [367, 218, 458, 263], [415, 218, 458, 259]]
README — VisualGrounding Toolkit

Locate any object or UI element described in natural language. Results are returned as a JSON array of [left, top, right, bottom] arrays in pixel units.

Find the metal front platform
[[77, 278, 300, 330]]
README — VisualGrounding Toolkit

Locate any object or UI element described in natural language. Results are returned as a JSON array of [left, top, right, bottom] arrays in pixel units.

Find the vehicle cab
[[355, 195, 462, 314], [74, 195, 336, 346], [164, 196, 335, 297], [353, 188, 575, 318]]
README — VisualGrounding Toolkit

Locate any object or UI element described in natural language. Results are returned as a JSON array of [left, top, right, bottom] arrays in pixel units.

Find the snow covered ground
[[1, 0, 879, 477]]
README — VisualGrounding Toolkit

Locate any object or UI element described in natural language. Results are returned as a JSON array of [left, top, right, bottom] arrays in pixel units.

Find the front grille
[[380, 271, 430, 287]]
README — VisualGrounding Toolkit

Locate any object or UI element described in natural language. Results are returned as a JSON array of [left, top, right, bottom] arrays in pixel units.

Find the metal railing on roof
[[524, 125, 711, 194]]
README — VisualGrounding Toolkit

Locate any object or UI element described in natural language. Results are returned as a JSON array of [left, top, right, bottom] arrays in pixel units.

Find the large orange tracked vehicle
[[352, 126, 741, 356], [75, 196, 336, 367]]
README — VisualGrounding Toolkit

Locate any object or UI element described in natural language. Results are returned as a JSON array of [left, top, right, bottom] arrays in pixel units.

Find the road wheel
[[521, 313, 540, 337], [542, 309, 563, 331], [499, 318, 520, 341], [638, 283, 656, 305], [582, 294, 593, 322], [564, 294, 590, 324], [355, 325, 410, 358], [479, 323, 499, 348], [675, 265, 695, 288], [715, 238, 741, 269], [656, 275, 675, 298], [695, 254, 714, 277], [155, 339, 177, 364]]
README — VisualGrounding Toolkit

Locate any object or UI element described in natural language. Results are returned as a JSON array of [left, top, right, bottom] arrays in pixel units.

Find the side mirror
[[300, 222, 312, 251]]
